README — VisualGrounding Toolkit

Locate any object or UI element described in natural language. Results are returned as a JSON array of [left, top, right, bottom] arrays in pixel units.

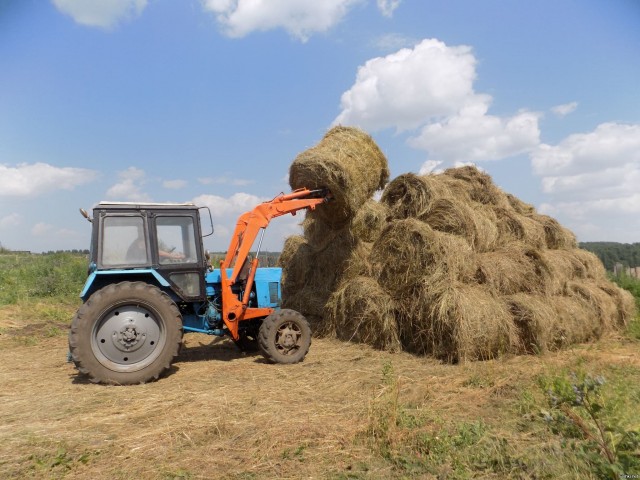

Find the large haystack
[[280, 127, 636, 362]]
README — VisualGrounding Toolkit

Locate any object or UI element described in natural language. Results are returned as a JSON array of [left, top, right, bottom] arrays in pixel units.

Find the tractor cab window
[[155, 216, 197, 265], [102, 216, 149, 266]]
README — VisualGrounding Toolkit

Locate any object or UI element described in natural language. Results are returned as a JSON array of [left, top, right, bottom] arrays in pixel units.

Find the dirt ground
[[1, 303, 638, 479]]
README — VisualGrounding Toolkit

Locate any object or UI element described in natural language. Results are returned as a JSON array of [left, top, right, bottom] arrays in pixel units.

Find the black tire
[[258, 309, 311, 364], [68, 281, 183, 385]]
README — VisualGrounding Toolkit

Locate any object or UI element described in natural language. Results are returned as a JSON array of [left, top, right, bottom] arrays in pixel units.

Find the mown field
[[0, 253, 639, 479]]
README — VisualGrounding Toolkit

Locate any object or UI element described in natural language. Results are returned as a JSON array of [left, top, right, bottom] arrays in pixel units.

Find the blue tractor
[[69, 188, 331, 385]]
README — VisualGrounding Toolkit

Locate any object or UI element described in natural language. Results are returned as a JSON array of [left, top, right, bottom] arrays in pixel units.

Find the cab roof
[[96, 201, 198, 210]]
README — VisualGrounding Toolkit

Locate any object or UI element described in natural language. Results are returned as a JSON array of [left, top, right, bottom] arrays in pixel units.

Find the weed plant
[[0, 252, 87, 305], [540, 371, 640, 479]]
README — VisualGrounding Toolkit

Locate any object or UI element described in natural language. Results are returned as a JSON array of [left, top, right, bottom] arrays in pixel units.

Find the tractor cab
[[86, 202, 209, 302]]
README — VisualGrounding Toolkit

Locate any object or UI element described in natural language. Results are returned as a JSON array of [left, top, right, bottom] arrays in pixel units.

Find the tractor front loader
[[69, 188, 331, 385]]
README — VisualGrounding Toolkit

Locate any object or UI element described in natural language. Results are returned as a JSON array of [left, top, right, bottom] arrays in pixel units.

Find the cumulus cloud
[[551, 101, 578, 117], [105, 167, 151, 202], [192, 192, 265, 218], [377, 0, 401, 17], [52, 0, 147, 29], [531, 122, 640, 240], [163, 179, 188, 189], [334, 39, 482, 131], [334, 38, 542, 164], [373, 33, 416, 52], [418, 160, 442, 175], [198, 176, 254, 187], [409, 101, 541, 163], [0, 163, 97, 197], [0, 213, 21, 229], [201, 0, 361, 41]]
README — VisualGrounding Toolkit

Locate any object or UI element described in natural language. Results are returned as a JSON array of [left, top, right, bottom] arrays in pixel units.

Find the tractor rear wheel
[[258, 309, 311, 364], [69, 281, 183, 385]]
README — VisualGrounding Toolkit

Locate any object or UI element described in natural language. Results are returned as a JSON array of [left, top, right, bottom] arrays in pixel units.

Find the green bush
[[0, 252, 87, 305]]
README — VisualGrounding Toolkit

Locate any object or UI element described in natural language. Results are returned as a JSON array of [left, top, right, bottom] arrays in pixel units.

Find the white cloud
[[32, 223, 53, 236], [105, 167, 151, 202], [531, 123, 640, 177], [163, 179, 188, 189], [377, 0, 401, 17], [373, 33, 415, 52], [52, 0, 147, 29], [198, 176, 254, 186], [551, 101, 578, 117], [0, 213, 21, 228], [0, 163, 97, 197], [409, 101, 541, 162], [531, 122, 640, 241], [418, 160, 442, 175], [201, 0, 362, 41], [192, 192, 265, 217], [334, 39, 483, 131]]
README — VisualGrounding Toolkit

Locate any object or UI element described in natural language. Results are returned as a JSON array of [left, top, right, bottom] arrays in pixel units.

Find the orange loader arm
[[219, 188, 331, 340]]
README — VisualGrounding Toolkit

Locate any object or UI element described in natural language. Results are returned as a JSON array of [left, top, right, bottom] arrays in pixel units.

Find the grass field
[[0, 253, 639, 479]]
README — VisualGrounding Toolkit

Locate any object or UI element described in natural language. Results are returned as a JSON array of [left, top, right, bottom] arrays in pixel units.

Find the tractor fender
[[81, 269, 171, 302]]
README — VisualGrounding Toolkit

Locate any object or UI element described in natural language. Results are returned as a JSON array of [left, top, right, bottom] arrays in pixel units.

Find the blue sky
[[1, 0, 639, 253]]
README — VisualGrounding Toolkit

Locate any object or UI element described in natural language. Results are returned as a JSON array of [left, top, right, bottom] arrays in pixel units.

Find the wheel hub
[[92, 305, 164, 370], [275, 322, 301, 355]]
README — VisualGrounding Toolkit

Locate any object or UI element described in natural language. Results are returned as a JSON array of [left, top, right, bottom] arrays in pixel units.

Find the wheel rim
[[91, 304, 166, 373], [274, 321, 302, 356]]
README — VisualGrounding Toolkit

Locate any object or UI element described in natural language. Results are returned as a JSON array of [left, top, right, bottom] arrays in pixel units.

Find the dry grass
[[3, 302, 637, 479]]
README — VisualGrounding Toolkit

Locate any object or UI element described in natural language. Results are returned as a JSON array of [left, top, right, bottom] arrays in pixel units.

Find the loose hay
[[279, 235, 313, 298], [442, 165, 508, 207], [475, 243, 547, 295], [381, 173, 450, 219], [506, 293, 557, 353], [422, 199, 499, 252], [529, 213, 578, 249], [370, 219, 475, 295], [289, 126, 389, 225], [494, 207, 546, 248], [398, 281, 518, 362], [350, 199, 389, 243], [324, 276, 401, 351]]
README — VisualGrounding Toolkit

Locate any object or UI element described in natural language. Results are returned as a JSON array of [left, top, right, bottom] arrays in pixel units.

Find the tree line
[[579, 242, 640, 272]]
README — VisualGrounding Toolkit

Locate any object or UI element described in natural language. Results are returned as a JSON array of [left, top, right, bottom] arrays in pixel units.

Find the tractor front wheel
[[258, 309, 311, 364], [69, 282, 183, 385]]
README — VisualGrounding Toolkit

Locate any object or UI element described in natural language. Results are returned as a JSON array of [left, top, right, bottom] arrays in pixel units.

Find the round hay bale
[[529, 213, 577, 249], [302, 211, 354, 251], [282, 285, 329, 332], [289, 126, 389, 224], [370, 219, 475, 296], [340, 241, 374, 280], [494, 207, 546, 249], [564, 280, 618, 333], [442, 165, 508, 207], [539, 249, 588, 294], [324, 276, 401, 351], [279, 235, 313, 298], [571, 248, 607, 280], [398, 280, 518, 362], [475, 243, 548, 295], [506, 293, 556, 354], [420, 198, 499, 252], [351, 199, 389, 243], [551, 295, 601, 348], [505, 193, 535, 215], [596, 281, 637, 328], [380, 173, 450, 219]]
